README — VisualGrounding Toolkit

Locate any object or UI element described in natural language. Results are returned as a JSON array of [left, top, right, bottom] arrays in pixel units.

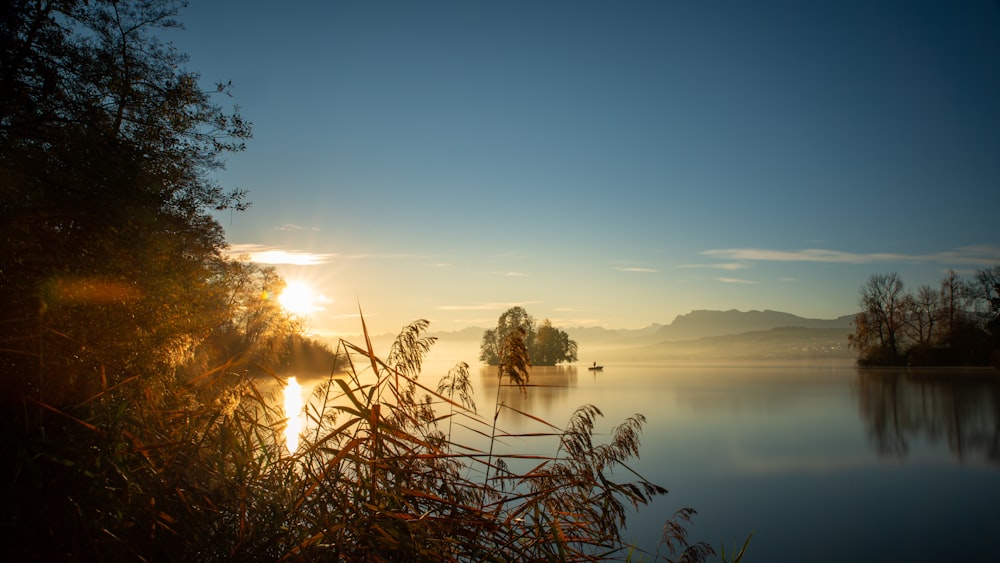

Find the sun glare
[[279, 281, 318, 317], [284, 377, 304, 454]]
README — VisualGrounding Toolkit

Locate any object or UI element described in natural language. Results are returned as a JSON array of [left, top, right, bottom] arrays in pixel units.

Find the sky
[[168, 0, 1000, 340]]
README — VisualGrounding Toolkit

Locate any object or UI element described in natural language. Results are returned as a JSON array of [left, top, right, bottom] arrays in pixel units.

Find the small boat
[[588, 362, 603, 371]]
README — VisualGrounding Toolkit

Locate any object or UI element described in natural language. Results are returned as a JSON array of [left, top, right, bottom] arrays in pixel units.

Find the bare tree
[[854, 273, 908, 364], [972, 265, 1000, 356], [903, 284, 939, 347], [939, 270, 967, 345]]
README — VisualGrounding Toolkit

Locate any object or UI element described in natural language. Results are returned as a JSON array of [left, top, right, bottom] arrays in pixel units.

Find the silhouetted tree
[[939, 270, 967, 342], [852, 273, 908, 364], [0, 3, 257, 558], [848, 312, 878, 362], [902, 285, 939, 350], [1, 0, 252, 402], [480, 307, 578, 366], [182, 261, 305, 378], [532, 318, 579, 365], [850, 268, 999, 366], [479, 306, 535, 365], [972, 265, 1000, 362]]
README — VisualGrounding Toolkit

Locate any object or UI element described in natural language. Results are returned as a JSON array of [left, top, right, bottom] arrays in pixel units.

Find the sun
[[278, 281, 318, 317]]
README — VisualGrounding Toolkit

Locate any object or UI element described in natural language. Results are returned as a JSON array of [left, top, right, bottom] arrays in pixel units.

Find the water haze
[[289, 345, 1000, 562]]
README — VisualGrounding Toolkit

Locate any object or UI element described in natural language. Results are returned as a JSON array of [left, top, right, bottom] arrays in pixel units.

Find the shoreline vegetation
[[849, 271, 1000, 369], [4, 314, 726, 561]]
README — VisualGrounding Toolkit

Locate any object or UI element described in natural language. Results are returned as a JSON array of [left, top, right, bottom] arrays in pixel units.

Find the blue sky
[[170, 1, 1000, 338]]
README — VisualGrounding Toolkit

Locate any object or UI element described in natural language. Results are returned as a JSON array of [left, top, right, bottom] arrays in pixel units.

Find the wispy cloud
[[275, 223, 319, 232], [331, 313, 362, 320], [549, 317, 601, 327], [500, 271, 528, 277], [702, 245, 1000, 265], [679, 262, 748, 270], [617, 267, 658, 273], [227, 244, 335, 265], [336, 252, 436, 260], [438, 301, 541, 311], [717, 277, 757, 284], [228, 244, 439, 264]]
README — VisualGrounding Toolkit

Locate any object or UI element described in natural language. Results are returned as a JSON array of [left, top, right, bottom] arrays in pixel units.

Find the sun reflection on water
[[283, 376, 305, 453]]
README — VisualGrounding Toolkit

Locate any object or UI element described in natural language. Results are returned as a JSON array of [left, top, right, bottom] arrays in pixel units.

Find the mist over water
[[399, 356, 1000, 562], [280, 334, 999, 562]]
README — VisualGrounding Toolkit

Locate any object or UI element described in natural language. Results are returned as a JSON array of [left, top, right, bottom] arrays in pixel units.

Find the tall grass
[[5, 317, 716, 561]]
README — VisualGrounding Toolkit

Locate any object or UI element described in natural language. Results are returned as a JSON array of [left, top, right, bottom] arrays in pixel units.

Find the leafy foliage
[[534, 318, 580, 366], [1, 0, 252, 404], [481, 307, 579, 366]]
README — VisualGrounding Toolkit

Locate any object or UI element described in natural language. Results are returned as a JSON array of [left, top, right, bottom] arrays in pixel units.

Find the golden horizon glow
[[283, 376, 304, 454]]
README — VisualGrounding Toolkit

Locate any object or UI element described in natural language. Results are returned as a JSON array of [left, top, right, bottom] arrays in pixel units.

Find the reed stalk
[[5, 313, 718, 561]]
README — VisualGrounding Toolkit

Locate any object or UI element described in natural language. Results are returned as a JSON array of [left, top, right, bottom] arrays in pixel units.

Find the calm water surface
[[290, 357, 999, 561], [414, 358, 1000, 562]]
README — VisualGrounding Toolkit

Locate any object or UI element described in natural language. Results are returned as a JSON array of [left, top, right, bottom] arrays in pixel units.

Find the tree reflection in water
[[855, 369, 1000, 462], [481, 365, 578, 430]]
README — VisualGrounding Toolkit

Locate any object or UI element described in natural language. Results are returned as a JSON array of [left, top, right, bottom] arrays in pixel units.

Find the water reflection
[[283, 376, 305, 453], [480, 366, 578, 429], [855, 369, 1000, 463]]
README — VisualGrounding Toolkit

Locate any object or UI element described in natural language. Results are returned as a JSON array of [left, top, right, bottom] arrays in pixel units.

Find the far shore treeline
[[849, 269, 1000, 367]]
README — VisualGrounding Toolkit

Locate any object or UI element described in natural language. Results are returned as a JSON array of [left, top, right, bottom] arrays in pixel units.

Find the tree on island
[[480, 306, 579, 366], [849, 267, 1000, 366]]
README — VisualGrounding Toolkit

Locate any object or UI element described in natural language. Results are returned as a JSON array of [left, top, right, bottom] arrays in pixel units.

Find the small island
[[479, 307, 578, 367]]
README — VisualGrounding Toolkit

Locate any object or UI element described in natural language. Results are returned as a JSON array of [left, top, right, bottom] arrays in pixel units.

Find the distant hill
[[634, 326, 854, 362], [563, 323, 664, 343], [650, 309, 854, 342], [428, 325, 484, 341], [567, 309, 854, 363], [362, 309, 856, 364]]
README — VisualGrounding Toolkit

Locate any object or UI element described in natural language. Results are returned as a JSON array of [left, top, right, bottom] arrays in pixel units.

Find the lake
[[288, 353, 999, 561], [396, 355, 999, 562]]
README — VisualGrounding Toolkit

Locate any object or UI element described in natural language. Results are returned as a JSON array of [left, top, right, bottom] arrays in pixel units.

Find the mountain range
[[415, 309, 857, 363]]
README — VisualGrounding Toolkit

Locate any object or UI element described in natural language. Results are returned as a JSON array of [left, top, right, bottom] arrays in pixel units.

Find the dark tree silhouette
[[851, 273, 907, 365], [532, 318, 579, 365], [1, 0, 252, 402], [0, 2, 258, 558], [850, 269, 999, 366], [480, 307, 578, 366]]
